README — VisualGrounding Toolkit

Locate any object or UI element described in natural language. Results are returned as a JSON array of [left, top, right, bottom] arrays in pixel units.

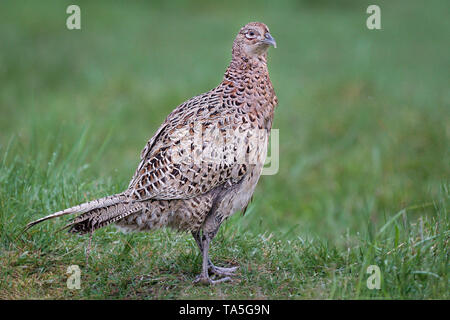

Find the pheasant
[[26, 22, 278, 284]]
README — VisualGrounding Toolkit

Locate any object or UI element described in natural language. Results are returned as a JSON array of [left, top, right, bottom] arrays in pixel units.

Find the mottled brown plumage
[[26, 22, 278, 284]]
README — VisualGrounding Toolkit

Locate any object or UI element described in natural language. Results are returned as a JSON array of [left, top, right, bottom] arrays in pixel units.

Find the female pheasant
[[26, 22, 278, 284]]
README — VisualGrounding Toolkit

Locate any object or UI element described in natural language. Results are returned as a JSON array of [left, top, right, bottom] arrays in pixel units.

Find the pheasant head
[[231, 22, 276, 62]]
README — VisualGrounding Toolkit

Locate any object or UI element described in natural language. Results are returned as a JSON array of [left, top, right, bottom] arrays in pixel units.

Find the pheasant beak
[[262, 32, 277, 48]]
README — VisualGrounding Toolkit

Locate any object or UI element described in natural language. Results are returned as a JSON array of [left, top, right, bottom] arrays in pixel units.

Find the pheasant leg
[[192, 231, 233, 284], [192, 231, 239, 277]]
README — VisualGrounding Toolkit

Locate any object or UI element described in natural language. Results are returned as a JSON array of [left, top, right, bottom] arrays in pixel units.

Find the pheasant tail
[[63, 200, 144, 234], [24, 192, 137, 234]]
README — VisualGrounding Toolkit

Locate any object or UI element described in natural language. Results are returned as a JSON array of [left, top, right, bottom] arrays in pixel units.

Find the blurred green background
[[0, 0, 448, 243]]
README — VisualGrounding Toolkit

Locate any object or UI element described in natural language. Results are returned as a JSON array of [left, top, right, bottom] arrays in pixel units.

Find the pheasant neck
[[221, 52, 277, 131], [224, 53, 270, 86]]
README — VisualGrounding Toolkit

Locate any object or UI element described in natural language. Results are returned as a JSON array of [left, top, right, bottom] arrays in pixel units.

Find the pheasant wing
[[127, 94, 267, 201]]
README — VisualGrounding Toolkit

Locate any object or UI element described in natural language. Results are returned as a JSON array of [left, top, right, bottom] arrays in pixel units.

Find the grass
[[0, 0, 449, 299]]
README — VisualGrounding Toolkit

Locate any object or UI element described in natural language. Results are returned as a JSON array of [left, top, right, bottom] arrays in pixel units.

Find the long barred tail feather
[[62, 201, 144, 234], [24, 192, 129, 232]]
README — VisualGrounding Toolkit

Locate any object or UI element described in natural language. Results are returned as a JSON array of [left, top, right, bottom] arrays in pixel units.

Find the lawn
[[0, 0, 448, 299]]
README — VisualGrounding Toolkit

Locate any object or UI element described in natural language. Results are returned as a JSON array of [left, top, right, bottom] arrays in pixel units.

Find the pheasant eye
[[245, 31, 256, 39]]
